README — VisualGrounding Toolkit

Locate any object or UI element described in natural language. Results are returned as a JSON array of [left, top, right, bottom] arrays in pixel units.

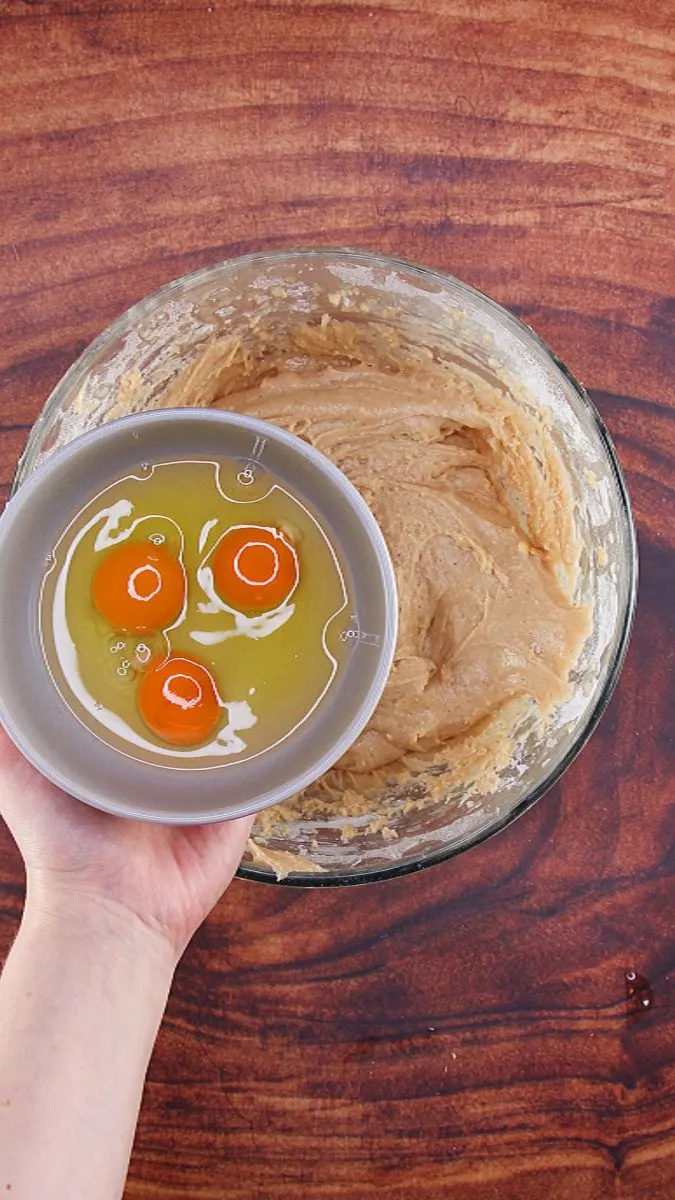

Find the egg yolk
[[137, 654, 221, 746], [212, 526, 299, 613], [92, 541, 185, 633]]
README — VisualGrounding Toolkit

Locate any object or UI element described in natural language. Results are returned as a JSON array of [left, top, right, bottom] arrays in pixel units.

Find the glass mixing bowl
[[13, 249, 637, 886]]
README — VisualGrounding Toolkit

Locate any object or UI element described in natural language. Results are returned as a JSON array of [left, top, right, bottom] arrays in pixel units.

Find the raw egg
[[137, 654, 221, 746], [212, 525, 299, 613], [92, 541, 185, 633]]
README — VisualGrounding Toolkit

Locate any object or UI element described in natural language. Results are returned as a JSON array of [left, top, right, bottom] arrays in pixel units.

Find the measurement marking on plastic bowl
[[340, 615, 382, 648], [237, 436, 267, 486]]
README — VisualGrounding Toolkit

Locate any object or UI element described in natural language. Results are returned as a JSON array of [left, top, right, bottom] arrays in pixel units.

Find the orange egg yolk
[[137, 654, 221, 746], [212, 526, 298, 613], [92, 541, 185, 633]]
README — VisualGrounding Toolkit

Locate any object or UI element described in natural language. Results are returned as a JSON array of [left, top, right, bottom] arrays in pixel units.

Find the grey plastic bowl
[[0, 408, 398, 823]]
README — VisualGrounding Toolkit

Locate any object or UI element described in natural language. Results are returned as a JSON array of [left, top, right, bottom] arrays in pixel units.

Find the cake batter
[[161, 317, 590, 846]]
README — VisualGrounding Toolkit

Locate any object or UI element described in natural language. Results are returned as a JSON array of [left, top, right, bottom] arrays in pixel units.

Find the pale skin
[[0, 727, 253, 1200]]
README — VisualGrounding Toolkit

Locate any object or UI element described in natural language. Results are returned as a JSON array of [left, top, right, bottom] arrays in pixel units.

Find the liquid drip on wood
[[625, 969, 654, 1019]]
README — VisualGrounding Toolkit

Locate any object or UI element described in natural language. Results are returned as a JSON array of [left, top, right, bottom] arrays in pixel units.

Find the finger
[[0, 727, 62, 812], [186, 812, 255, 884]]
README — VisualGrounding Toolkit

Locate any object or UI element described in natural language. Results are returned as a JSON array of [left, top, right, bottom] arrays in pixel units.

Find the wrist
[[23, 871, 180, 978]]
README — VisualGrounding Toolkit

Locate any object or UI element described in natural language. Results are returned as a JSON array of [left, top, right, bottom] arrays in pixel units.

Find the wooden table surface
[[1, 2, 674, 1197]]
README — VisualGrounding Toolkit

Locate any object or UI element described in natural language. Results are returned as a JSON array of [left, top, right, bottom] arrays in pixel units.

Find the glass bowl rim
[[10, 246, 639, 887]]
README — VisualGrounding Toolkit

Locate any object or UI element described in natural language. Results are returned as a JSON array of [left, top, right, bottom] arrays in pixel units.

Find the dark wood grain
[[1, 1, 674, 1196]]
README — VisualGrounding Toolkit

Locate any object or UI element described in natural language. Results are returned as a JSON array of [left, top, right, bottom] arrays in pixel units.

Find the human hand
[[0, 728, 253, 961]]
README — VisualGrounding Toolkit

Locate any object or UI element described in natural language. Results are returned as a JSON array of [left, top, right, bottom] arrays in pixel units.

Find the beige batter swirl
[[161, 319, 590, 838]]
